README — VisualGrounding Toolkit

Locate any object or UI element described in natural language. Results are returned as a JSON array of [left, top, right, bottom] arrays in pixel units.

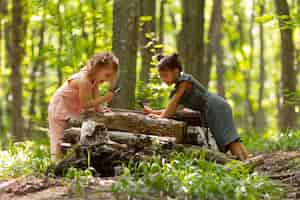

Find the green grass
[[242, 129, 300, 152], [112, 150, 282, 200]]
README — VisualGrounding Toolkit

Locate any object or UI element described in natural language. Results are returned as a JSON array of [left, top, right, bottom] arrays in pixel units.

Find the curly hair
[[85, 52, 119, 72]]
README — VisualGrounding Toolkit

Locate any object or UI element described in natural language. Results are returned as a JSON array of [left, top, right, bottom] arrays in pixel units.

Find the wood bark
[[255, 2, 267, 133], [158, 0, 165, 53], [139, 0, 156, 83], [56, 0, 63, 86], [275, 0, 297, 130], [178, 0, 205, 84], [235, 3, 254, 133], [68, 111, 187, 143], [297, 0, 300, 75], [244, 0, 255, 132], [205, 0, 222, 88], [52, 120, 229, 177], [0, 0, 8, 135], [91, 0, 97, 54], [78, 0, 88, 53], [9, 0, 27, 140], [111, 0, 139, 109], [28, 0, 46, 135]]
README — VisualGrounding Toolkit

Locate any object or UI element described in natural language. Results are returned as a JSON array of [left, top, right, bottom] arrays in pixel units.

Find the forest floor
[[0, 150, 300, 200]]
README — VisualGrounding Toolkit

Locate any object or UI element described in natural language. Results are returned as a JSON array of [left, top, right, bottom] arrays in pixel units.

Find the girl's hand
[[143, 106, 153, 114], [104, 92, 114, 102], [103, 107, 112, 112], [147, 113, 160, 118], [95, 106, 104, 112]]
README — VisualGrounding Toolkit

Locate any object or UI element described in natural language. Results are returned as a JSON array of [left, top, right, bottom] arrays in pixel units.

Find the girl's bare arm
[[78, 79, 112, 109], [144, 106, 164, 115], [160, 81, 190, 118], [92, 86, 103, 111]]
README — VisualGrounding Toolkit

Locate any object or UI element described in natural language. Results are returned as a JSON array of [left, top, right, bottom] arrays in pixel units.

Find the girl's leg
[[49, 119, 68, 161], [206, 94, 249, 160], [227, 141, 249, 161]]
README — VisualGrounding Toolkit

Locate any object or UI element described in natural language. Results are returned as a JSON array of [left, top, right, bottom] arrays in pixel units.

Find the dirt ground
[[1, 151, 300, 200]]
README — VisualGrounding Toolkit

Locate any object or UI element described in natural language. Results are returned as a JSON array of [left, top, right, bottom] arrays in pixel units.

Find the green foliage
[[243, 129, 300, 152], [136, 68, 172, 109], [64, 167, 93, 196], [0, 141, 50, 179], [255, 15, 274, 24], [112, 151, 281, 199]]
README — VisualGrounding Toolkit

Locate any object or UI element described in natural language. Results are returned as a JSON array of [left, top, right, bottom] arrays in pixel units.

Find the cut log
[[51, 111, 224, 177], [171, 108, 206, 127], [63, 126, 217, 151], [68, 111, 187, 143], [63, 126, 176, 151], [52, 121, 227, 177]]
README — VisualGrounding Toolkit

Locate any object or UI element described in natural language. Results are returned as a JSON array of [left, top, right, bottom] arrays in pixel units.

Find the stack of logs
[[52, 110, 229, 177]]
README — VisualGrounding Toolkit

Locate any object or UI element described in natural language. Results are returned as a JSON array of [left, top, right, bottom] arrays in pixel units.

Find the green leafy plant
[[0, 141, 50, 179], [113, 150, 282, 200]]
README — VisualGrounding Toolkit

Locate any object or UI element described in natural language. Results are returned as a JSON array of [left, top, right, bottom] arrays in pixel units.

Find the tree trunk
[[9, 0, 27, 141], [255, 2, 267, 133], [4, 0, 11, 135], [215, 0, 225, 98], [56, 0, 63, 86], [39, 56, 47, 122], [78, 0, 88, 53], [275, 0, 297, 131], [243, 0, 255, 133], [205, 0, 222, 88], [178, 0, 205, 84], [91, 0, 97, 54], [235, 2, 254, 133], [111, 0, 139, 109], [139, 0, 156, 83], [158, 0, 165, 53], [0, 0, 8, 135], [296, 0, 300, 78], [28, 0, 46, 136]]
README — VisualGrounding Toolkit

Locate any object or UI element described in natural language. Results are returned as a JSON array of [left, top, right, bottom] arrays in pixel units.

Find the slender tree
[[275, 0, 297, 130], [205, 0, 222, 88], [4, 0, 11, 132], [78, 0, 87, 40], [0, 0, 8, 135], [296, 0, 300, 76], [214, 0, 225, 98], [28, 0, 46, 135], [178, 0, 205, 83], [78, 0, 88, 54], [158, 0, 165, 53], [255, 1, 267, 133], [57, 0, 63, 86], [243, 0, 255, 132], [9, 0, 28, 140], [91, 0, 97, 54], [111, 0, 139, 109], [139, 0, 156, 83]]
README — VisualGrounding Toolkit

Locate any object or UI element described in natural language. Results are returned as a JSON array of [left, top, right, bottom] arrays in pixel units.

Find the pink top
[[48, 70, 98, 121]]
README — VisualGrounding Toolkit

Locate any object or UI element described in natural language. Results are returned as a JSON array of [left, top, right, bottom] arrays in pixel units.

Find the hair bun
[[172, 53, 179, 58], [156, 54, 165, 61]]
